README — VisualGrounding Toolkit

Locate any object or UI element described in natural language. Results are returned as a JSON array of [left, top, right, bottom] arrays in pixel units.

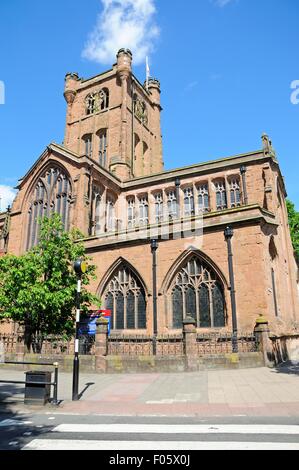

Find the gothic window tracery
[[183, 187, 195, 216], [106, 196, 115, 232], [127, 197, 136, 229], [154, 192, 163, 223], [170, 256, 226, 329], [91, 185, 103, 236], [167, 190, 177, 220], [138, 195, 149, 226], [214, 180, 227, 211], [229, 177, 241, 208], [197, 183, 209, 212], [134, 95, 148, 125], [27, 167, 72, 249], [86, 88, 109, 115], [104, 264, 147, 330]]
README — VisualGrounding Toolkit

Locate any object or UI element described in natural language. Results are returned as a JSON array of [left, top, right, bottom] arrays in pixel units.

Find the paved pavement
[[1, 362, 299, 417]]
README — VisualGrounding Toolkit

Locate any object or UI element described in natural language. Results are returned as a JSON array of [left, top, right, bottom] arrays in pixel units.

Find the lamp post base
[[72, 355, 80, 401]]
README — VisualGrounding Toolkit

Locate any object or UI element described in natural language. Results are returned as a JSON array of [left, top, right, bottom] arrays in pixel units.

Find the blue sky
[[0, 0, 298, 210]]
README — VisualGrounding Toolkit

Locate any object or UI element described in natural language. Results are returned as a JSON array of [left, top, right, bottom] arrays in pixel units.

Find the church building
[[0, 48, 298, 335]]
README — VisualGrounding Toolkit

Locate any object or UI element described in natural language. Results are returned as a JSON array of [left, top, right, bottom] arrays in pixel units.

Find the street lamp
[[72, 259, 87, 401], [224, 226, 238, 354], [151, 239, 158, 355]]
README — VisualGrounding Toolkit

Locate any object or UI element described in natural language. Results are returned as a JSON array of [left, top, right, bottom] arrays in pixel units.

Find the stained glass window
[[27, 168, 72, 250], [170, 256, 225, 328], [104, 264, 147, 330]]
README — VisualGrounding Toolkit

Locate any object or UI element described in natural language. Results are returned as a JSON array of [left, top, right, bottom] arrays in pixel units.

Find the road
[[1, 412, 299, 451]]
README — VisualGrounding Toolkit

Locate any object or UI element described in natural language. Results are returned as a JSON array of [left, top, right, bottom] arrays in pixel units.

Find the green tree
[[286, 199, 299, 262], [0, 214, 100, 351]]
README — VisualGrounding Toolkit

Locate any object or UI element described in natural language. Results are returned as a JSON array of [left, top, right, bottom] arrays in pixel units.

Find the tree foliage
[[286, 199, 299, 262], [0, 214, 100, 349]]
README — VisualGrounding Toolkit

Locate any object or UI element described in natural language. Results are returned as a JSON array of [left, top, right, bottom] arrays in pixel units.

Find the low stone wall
[[1, 353, 95, 373], [1, 351, 264, 374], [105, 352, 264, 373]]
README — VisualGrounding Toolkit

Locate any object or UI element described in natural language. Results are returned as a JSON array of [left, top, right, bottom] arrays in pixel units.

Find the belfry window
[[86, 89, 109, 115], [86, 94, 96, 115], [170, 256, 226, 329], [27, 167, 72, 250], [104, 264, 147, 330], [99, 88, 109, 111]]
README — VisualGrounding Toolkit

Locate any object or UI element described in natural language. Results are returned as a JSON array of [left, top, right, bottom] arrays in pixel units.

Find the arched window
[[154, 192, 163, 223], [229, 177, 241, 208], [106, 195, 115, 232], [103, 264, 147, 330], [197, 183, 209, 213], [214, 180, 227, 211], [86, 93, 96, 115], [27, 167, 72, 250], [127, 197, 136, 229], [82, 134, 93, 158], [138, 195, 149, 226], [98, 129, 107, 167], [85, 89, 109, 115], [166, 189, 177, 220], [183, 187, 195, 217], [100, 88, 109, 110], [91, 185, 103, 236], [170, 256, 226, 328]]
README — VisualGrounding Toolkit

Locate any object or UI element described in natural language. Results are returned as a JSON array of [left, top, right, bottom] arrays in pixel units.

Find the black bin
[[24, 371, 52, 405]]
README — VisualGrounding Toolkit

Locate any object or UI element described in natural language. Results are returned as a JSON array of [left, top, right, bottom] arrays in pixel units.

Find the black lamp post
[[151, 239, 158, 355], [224, 226, 238, 353], [72, 259, 87, 401]]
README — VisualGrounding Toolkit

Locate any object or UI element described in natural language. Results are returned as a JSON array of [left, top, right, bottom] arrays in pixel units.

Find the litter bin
[[24, 371, 52, 405]]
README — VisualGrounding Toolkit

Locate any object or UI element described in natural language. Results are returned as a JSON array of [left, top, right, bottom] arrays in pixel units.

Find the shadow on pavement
[[78, 382, 95, 400], [271, 361, 299, 376], [0, 386, 53, 450]]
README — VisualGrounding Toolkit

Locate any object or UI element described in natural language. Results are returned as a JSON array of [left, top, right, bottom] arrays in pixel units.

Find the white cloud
[[0, 185, 16, 212], [82, 0, 160, 66]]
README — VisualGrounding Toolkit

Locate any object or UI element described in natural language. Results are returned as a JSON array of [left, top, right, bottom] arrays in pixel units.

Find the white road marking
[[22, 440, 299, 451], [52, 424, 299, 435]]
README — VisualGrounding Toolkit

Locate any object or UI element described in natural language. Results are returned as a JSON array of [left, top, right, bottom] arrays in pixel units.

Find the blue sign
[[88, 316, 98, 335], [79, 315, 99, 336], [79, 314, 111, 336]]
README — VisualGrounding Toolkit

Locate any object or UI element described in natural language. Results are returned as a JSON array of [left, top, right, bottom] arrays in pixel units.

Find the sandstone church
[[0, 49, 298, 336]]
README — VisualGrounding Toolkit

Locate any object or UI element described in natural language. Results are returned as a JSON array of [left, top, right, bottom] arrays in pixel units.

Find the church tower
[[63, 49, 164, 180]]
